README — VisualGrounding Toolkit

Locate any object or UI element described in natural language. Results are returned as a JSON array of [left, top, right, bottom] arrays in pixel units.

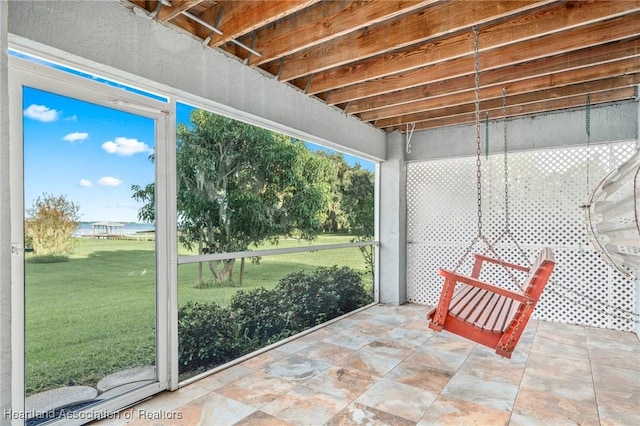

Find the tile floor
[[94, 303, 640, 425]]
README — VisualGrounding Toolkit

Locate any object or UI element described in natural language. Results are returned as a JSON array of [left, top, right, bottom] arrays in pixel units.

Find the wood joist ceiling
[[122, 0, 640, 133]]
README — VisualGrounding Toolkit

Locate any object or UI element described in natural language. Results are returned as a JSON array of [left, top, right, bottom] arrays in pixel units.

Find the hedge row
[[178, 266, 372, 372]]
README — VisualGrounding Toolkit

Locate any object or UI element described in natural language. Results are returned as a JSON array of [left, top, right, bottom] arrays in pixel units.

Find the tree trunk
[[239, 257, 245, 286], [208, 258, 235, 284], [198, 235, 204, 284]]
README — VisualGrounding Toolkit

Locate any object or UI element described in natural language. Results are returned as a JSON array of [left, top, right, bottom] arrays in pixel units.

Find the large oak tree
[[134, 110, 331, 284]]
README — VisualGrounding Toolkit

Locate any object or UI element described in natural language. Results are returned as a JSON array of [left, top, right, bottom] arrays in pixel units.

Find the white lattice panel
[[407, 141, 637, 331]]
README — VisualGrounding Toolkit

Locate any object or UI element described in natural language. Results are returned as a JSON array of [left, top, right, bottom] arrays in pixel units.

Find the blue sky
[[23, 87, 156, 223], [24, 86, 374, 224]]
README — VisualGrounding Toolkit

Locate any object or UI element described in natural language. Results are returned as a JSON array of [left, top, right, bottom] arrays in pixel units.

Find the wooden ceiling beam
[[203, 0, 320, 48], [353, 38, 640, 118], [157, 0, 206, 23], [156, 11, 199, 34], [244, 0, 435, 67], [306, 1, 640, 96], [328, 13, 640, 106], [375, 74, 640, 128], [366, 58, 640, 125], [388, 87, 636, 133], [266, 0, 554, 82]]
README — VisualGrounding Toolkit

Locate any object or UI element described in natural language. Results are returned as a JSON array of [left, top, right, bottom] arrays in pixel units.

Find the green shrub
[[177, 301, 240, 371], [276, 266, 371, 327], [276, 269, 342, 328], [230, 288, 296, 348], [177, 266, 372, 374]]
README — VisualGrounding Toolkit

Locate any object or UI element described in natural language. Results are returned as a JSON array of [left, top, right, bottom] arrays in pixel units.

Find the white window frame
[[7, 38, 381, 420], [8, 53, 178, 423]]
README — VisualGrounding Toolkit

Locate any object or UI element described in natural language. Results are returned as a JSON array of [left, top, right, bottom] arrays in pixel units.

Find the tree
[[342, 166, 375, 279], [133, 110, 330, 284], [25, 193, 80, 256], [313, 152, 350, 233]]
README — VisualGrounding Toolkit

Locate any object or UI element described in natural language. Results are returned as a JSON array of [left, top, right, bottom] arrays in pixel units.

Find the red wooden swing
[[427, 31, 556, 358], [427, 248, 555, 358]]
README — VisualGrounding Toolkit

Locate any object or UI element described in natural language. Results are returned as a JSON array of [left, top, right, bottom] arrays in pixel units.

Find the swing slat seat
[[428, 248, 555, 358]]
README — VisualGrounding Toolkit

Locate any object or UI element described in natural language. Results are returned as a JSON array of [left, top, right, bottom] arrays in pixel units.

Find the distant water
[[74, 222, 155, 237]]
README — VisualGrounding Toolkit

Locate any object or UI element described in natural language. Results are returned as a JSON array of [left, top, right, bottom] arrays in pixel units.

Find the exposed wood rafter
[[123, 0, 640, 133]]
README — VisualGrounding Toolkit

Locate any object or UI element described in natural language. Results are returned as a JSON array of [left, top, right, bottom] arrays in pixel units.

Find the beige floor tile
[[261, 385, 349, 425], [196, 365, 255, 391], [386, 361, 453, 394], [513, 364, 599, 426], [441, 372, 519, 411], [587, 336, 640, 371], [240, 349, 289, 371], [529, 334, 589, 360], [336, 342, 407, 377], [215, 371, 296, 408], [232, 410, 294, 426], [303, 365, 379, 400], [408, 333, 475, 373], [511, 386, 599, 426], [584, 325, 640, 344], [327, 402, 416, 426], [419, 395, 511, 426], [301, 340, 356, 364], [525, 351, 592, 380], [592, 363, 640, 425], [380, 325, 433, 349], [91, 304, 640, 426], [167, 392, 256, 426], [355, 378, 438, 422], [323, 329, 378, 350], [119, 385, 211, 415], [262, 354, 332, 382], [456, 345, 527, 385]]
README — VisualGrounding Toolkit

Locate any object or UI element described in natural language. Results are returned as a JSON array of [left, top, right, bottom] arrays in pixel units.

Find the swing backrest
[[428, 247, 556, 358], [522, 247, 555, 301]]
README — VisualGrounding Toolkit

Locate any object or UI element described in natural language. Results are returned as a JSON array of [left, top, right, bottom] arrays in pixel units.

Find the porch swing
[[427, 27, 555, 358]]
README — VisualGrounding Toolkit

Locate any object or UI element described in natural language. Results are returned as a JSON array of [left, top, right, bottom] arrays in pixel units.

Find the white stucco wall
[[7, 0, 385, 161], [406, 101, 638, 161]]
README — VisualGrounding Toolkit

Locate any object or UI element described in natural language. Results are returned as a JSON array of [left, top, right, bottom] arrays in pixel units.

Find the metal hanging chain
[[453, 26, 526, 295], [503, 88, 509, 232], [453, 26, 524, 294], [585, 94, 591, 198], [485, 113, 489, 161], [501, 88, 529, 265], [474, 25, 483, 239], [454, 25, 484, 273], [483, 88, 530, 270]]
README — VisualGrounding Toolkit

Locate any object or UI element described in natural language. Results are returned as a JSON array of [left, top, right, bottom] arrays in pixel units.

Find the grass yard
[[25, 234, 370, 395]]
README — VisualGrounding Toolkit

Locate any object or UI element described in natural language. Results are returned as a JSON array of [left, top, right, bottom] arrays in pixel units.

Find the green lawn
[[25, 234, 370, 394]]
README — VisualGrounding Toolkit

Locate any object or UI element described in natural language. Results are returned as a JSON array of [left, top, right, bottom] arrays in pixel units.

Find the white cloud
[[79, 179, 92, 187], [23, 104, 60, 122], [102, 137, 152, 156], [63, 132, 89, 143], [65, 115, 78, 122], [98, 176, 123, 187]]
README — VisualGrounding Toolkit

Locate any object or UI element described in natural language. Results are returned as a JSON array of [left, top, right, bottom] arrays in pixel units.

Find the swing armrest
[[438, 268, 530, 303], [472, 254, 530, 274]]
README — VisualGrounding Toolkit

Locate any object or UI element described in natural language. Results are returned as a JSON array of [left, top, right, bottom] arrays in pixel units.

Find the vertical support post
[[379, 132, 407, 304], [635, 85, 640, 338]]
